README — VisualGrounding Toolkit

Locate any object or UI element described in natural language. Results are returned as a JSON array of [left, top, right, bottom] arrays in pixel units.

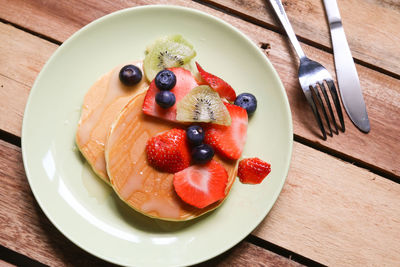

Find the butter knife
[[323, 0, 370, 133]]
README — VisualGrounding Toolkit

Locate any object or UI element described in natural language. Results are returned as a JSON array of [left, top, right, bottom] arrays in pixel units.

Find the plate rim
[[21, 4, 293, 266]]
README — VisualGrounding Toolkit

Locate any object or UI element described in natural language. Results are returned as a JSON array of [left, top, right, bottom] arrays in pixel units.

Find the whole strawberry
[[238, 157, 271, 184], [146, 128, 191, 173]]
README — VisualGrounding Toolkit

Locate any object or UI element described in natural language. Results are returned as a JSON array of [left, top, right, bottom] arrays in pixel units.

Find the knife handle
[[323, 0, 342, 26]]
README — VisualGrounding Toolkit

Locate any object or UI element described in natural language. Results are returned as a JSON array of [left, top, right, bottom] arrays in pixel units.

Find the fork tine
[[310, 85, 333, 137], [304, 88, 327, 140], [319, 81, 338, 134], [325, 80, 345, 132]]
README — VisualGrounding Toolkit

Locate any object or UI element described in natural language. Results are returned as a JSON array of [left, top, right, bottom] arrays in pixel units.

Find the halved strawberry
[[142, 67, 198, 122], [238, 158, 271, 184], [146, 128, 191, 173], [195, 62, 236, 102], [204, 103, 248, 160], [173, 160, 228, 209]]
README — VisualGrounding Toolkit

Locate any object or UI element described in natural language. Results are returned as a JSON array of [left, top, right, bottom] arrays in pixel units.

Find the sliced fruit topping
[[146, 128, 191, 173], [155, 69, 176, 91], [204, 103, 248, 160], [195, 62, 236, 102], [145, 35, 194, 55], [173, 160, 228, 208], [155, 91, 176, 108], [119, 64, 142, 86], [186, 125, 205, 146], [192, 144, 214, 164], [144, 35, 196, 81], [176, 85, 231, 126], [142, 67, 198, 122], [234, 93, 257, 115], [238, 157, 271, 184]]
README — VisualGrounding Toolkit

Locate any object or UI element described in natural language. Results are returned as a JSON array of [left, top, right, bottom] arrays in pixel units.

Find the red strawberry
[[196, 62, 236, 102], [238, 158, 271, 184], [204, 103, 248, 160], [173, 160, 228, 208], [142, 67, 198, 122], [146, 128, 191, 173]]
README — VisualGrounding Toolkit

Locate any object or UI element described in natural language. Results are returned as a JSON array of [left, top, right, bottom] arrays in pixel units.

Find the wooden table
[[1, 0, 399, 266]]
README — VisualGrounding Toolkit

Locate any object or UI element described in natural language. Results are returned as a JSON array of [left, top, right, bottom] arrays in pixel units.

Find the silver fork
[[268, 0, 345, 140]]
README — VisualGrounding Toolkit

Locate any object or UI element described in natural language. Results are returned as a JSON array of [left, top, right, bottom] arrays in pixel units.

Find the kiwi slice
[[144, 35, 196, 81], [176, 85, 231, 126]]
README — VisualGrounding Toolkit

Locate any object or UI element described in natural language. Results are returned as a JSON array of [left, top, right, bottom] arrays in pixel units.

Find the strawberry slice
[[238, 158, 271, 184], [195, 62, 236, 102], [173, 160, 228, 208], [204, 103, 248, 160], [146, 128, 191, 173], [142, 67, 198, 122]]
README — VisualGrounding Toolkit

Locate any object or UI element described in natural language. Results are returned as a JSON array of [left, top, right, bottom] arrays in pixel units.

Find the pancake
[[76, 61, 149, 182], [105, 92, 238, 221]]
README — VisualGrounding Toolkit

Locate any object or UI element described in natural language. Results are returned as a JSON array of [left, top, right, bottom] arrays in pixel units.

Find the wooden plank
[[1, 139, 399, 265], [0, 141, 301, 266], [0, 23, 57, 136], [0, 260, 16, 267], [0, 141, 111, 266], [199, 241, 304, 267], [0, 22, 57, 86], [202, 0, 400, 77], [254, 142, 400, 266], [0, 2, 399, 177], [1, 0, 399, 77], [0, 76, 29, 137]]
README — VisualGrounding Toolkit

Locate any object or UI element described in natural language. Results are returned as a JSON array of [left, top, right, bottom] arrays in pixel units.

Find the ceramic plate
[[22, 5, 292, 266]]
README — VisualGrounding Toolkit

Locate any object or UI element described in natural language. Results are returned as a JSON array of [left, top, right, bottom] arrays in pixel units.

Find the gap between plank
[[0, 8, 396, 180], [0, 2, 399, 80], [246, 235, 327, 267], [0, 245, 47, 267], [193, 0, 400, 80], [0, 12, 399, 180], [294, 134, 399, 183], [0, 9, 399, 266], [0, 18, 62, 46], [1, 122, 398, 183], [0, 125, 398, 183], [0, 129, 21, 147]]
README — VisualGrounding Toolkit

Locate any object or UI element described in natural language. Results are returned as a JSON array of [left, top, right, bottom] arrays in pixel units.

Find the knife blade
[[323, 0, 370, 133]]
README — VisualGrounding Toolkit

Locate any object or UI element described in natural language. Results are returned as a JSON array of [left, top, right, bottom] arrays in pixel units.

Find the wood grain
[[0, 76, 29, 137], [203, 0, 400, 77], [0, 1, 399, 178], [199, 241, 304, 267], [0, 260, 16, 267], [1, 0, 399, 77], [0, 140, 301, 266], [0, 23, 57, 136], [0, 141, 110, 266], [255, 142, 400, 266], [0, 0, 398, 266], [1, 139, 399, 266]]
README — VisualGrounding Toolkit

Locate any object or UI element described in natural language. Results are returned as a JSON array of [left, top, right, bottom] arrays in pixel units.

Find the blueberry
[[186, 125, 205, 146], [155, 91, 176, 108], [155, 70, 176, 91], [234, 93, 257, 115], [192, 144, 214, 164], [119, 65, 142, 86]]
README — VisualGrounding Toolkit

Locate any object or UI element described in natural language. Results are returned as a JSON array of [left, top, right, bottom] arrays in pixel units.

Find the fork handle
[[268, 0, 306, 61]]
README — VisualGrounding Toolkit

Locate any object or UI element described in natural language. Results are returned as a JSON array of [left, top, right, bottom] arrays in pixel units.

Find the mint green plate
[[22, 5, 292, 266]]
